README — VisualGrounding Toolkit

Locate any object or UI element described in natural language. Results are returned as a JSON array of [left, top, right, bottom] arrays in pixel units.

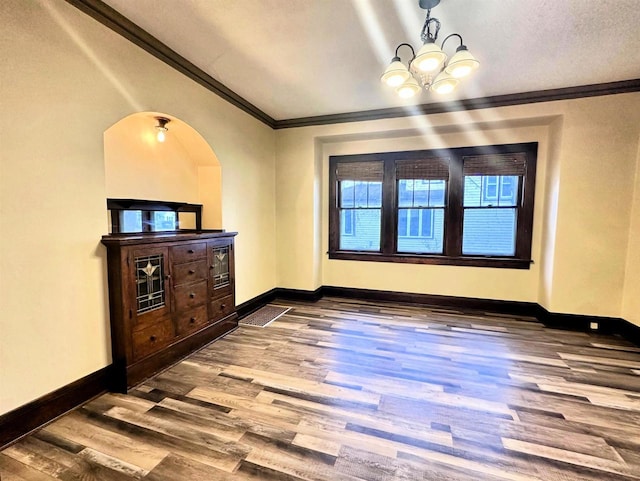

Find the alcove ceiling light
[[381, 0, 479, 98], [155, 117, 170, 142]]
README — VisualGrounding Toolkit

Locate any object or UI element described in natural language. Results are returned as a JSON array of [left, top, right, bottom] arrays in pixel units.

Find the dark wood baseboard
[[323, 286, 538, 316], [236, 288, 322, 319], [613, 317, 640, 346], [275, 287, 324, 302], [236, 288, 278, 318], [0, 365, 112, 450], [535, 306, 615, 332]]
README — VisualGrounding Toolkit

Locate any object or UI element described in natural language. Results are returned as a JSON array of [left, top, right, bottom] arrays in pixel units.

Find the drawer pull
[[188, 249, 194, 254], [165, 274, 171, 280], [220, 304, 226, 310], [190, 317, 196, 323], [190, 292, 196, 298], [188, 269, 195, 274], [150, 335, 156, 342]]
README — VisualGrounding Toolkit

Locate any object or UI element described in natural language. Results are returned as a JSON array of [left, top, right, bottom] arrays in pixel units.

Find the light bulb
[[434, 82, 455, 94], [386, 73, 408, 87], [154, 117, 170, 143], [449, 65, 472, 78], [431, 71, 458, 95], [398, 86, 417, 98], [417, 58, 440, 72], [396, 77, 421, 98], [411, 42, 446, 73]]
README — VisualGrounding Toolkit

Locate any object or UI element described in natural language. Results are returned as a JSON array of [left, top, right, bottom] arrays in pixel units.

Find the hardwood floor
[[2, 297, 640, 480]]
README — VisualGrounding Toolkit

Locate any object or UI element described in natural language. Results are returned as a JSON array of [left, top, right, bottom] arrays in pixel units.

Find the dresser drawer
[[132, 318, 174, 361], [172, 260, 207, 286], [209, 294, 235, 321], [174, 280, 207, 312], [170, 242, 206, 264], [175, 305, 208, 336]]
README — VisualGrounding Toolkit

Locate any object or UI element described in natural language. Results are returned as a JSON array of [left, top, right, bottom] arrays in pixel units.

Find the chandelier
[[381, 0, 479, 98]]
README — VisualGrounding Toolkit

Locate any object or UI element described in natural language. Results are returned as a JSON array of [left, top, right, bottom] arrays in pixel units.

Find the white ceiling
[[102, 0, 640, 121]]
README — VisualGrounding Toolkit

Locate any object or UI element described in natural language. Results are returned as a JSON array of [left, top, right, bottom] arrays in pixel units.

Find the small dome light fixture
[[155, 116, 170, 142], [380, 0, 479, 98]]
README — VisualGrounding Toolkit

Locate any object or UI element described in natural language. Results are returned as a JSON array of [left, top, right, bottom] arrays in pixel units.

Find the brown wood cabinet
[[101, 231, 237, 391]]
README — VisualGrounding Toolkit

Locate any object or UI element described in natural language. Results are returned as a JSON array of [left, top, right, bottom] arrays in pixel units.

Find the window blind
[[462, 153, 527, 176], [395, 157, 450, 180], [335, 161, 384, 182]]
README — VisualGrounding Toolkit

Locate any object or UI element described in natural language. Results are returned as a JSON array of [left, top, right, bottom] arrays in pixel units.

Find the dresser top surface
[[101, 230, 237, 247]]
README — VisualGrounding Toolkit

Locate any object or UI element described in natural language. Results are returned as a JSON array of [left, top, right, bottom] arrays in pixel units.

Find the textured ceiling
[[102, 0, 640, 121]]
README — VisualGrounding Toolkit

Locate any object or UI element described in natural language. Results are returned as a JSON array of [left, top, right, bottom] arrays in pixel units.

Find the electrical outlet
[[589, 321, 599, 330]]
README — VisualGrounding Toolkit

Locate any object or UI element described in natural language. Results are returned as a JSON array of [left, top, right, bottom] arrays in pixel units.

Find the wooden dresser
[[101, 231, 237, 391]]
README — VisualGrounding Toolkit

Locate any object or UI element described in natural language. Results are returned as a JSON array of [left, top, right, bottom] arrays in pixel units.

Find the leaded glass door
[[131, 247, 171, 327], [208, 239, 234, 300]]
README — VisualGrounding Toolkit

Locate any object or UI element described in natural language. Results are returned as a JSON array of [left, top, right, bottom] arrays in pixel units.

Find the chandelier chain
[[420, 9, 441, 43]]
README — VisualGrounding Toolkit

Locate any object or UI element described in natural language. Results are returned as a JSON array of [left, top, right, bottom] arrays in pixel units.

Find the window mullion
[[382, 159, 396, 255], [515, 171, 527, 257], [446, 156, 463, 256]]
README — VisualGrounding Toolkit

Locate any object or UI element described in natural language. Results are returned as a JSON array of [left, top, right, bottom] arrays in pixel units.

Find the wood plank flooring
[[2, 297, 640, 480]]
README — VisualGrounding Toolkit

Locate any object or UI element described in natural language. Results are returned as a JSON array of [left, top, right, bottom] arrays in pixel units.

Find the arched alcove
[[104, 112, 222, 229]]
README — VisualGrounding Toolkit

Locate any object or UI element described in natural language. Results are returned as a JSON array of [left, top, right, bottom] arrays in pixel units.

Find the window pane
[[397, 208, 443, 254], [462, 208, 517, 256], [398, 180, 414, 207], [339, 209, 381, 251], [420, 210, 433, 237], [120, 210, 142, 233], [498, 176, 518, 206], [152, 211, 177, 231], [428, 180, 446, 206], [354, 181, 368, 207], [409, 209, 419, 236], [465, 175, 520, 207], [484, 176, 498, 201], [341, 209, 354, 235], [368, 182, 382, 207], [413, 180, 429, 207], [340, 181, 354, 207], [463, 176, 482, 206], [398, 209, 407, 235]]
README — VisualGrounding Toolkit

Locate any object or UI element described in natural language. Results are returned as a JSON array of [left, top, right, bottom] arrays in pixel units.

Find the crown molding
[[273, 79, 640, 129], [66, 1, 640, 131]]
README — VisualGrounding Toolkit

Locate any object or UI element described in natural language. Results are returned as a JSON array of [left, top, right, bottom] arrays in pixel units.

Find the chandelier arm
[[394, 42, 416, 62], [440, 33, 463, 51]]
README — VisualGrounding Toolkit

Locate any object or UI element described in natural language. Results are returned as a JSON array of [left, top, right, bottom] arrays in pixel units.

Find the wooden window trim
[[328, 142, 538, 269]]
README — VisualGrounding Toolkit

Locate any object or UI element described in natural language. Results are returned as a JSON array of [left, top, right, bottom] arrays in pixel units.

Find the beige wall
[[547, 97, 640, 316], [0, 0, 276, 415], [276, 93, 640, 318], [623, 139, 640, 327]]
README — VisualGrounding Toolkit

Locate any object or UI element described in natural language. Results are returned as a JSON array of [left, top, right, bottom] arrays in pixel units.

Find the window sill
[[328, 251, 533, 269]]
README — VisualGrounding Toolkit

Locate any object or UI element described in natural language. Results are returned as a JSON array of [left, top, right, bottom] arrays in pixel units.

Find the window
[[329, 143, 537, 268], [335, 161, 383, 251]]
